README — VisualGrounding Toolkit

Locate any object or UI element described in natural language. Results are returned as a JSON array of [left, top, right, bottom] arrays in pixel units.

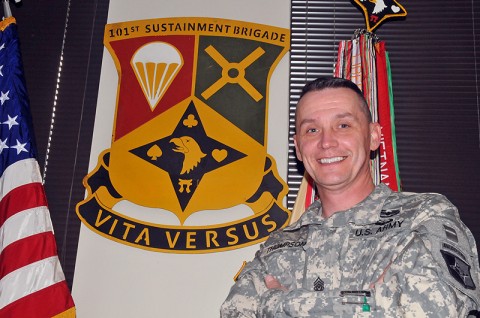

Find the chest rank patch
[[314, 277, 325, 291], [76, 17, 291, 253], [441, 250, 476, 290]]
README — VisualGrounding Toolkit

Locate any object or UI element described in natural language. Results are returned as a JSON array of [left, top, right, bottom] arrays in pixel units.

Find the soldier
[[220, 77, 480, 317]]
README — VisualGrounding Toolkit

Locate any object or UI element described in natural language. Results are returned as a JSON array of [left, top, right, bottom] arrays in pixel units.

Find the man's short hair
[[298, 77, 372, 123]]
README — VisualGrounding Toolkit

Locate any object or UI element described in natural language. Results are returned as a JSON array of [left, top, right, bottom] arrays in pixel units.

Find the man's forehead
[[300, 87, 359, 103], [335, 112, 356, 119], [297, 92, 362, 114], [296, 110, 357, 127], [296, 88, 369, 121]]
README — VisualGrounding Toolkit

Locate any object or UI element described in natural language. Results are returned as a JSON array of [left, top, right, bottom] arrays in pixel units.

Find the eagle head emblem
[[170, 136, 207, 174]]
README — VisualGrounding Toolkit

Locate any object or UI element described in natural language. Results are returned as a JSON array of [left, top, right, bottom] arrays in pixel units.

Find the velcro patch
[[443, 224, 459, 243], [380, 209, 400, 218], [441, 250, 476, 290]]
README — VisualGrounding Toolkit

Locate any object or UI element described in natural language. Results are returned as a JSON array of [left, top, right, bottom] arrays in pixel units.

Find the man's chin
[[315, 177, 349, 191]]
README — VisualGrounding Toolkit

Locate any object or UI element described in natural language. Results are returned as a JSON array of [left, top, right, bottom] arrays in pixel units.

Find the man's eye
[[339, 123, 349, 128], [306, 128, 317, 133]]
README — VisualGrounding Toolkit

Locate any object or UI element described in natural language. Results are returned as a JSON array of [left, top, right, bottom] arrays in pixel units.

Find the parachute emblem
[[131, 41, 183, 111]]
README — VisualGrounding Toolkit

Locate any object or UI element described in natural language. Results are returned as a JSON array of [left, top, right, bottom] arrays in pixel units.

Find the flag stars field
[[3, 114, 19, 129], [0, 90, 10, 105], [0, 138, 7, 153], [0, 89, 26, 155], [11, 139, 28, 154]]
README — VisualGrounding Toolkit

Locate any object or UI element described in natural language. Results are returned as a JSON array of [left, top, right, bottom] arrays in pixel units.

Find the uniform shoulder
[[388, 191, 480, 300], [383, 190, 478, 260], [386, 190, 460, 224]]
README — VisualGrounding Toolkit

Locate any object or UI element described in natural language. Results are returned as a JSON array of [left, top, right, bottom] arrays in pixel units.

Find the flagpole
[[2, 0, 12, 18]]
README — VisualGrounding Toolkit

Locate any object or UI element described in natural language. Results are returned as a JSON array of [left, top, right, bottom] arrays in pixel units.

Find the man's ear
[[369, 122, 382, 151], [293, 134, 303, 162]]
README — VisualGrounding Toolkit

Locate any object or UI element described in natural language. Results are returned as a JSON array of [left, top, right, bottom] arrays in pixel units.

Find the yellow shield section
[[108, 97, 266, 224]]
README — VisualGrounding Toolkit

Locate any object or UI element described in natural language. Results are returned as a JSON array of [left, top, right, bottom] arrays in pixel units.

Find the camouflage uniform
[[220, 184, 480, 317]]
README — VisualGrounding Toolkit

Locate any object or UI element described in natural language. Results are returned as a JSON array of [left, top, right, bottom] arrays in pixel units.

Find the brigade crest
[[76, 17, 291, 253]]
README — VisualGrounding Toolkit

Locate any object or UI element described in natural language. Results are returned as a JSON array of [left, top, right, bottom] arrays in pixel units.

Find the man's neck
[[317, 179, 375, 218]]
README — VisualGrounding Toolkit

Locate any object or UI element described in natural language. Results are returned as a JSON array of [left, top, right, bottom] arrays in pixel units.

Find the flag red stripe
[[0, 231, 57, 279], [0, 182, 46, 227], [0, 281, 75, 318]]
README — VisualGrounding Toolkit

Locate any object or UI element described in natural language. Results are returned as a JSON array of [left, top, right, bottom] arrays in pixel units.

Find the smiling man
[[293, 79, 381, 218], [220, 77, 480, 317]]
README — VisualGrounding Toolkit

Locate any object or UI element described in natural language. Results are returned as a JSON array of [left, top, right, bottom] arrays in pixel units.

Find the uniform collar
[[286, 183, 393, 230]]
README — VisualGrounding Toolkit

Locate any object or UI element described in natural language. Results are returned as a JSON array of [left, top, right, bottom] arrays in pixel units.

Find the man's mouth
[[319, 156, 346, 164]]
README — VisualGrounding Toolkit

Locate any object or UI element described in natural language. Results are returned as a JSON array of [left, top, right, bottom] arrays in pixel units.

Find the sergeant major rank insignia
[[76, 17, 291, 253]]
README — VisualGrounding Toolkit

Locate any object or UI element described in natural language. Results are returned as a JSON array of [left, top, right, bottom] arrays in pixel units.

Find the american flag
[[0, 18, 75, 317]]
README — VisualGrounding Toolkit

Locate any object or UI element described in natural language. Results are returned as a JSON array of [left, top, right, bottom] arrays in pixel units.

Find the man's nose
[[319, 129, 338, 149]]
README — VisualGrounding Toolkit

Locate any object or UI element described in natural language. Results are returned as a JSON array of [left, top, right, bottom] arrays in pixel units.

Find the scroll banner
[[76, 17, 291, 253]]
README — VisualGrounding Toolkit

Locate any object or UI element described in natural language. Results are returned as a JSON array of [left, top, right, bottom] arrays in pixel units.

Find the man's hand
[[370, 263, 391, 289], [264, 275, 288, 291]]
